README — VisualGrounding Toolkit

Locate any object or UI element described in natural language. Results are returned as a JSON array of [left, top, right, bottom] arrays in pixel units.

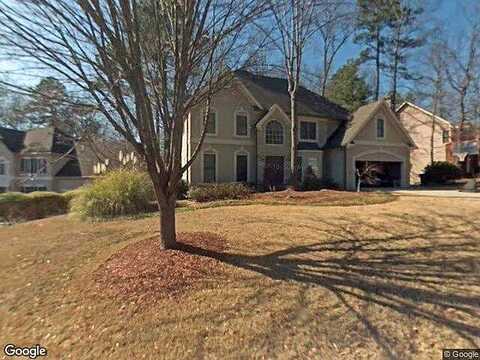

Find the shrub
[[62, 188, 85, 203], [300, 166, 323, 191], [300, 167, 339, 191], [423, 161, 462, 184], [176, 179, 189, 200], [0, 191, 69, 223], [188, 183, 252, 202], [70, 169, 156, 219]]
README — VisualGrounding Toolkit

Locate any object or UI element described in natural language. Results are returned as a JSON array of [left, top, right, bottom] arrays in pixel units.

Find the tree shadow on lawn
[[178, 211, 480, 359]]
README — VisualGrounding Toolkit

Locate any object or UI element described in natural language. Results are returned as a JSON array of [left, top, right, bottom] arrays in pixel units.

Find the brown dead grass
[[0, 196, 479, 359], [95, 232, 226, 302]]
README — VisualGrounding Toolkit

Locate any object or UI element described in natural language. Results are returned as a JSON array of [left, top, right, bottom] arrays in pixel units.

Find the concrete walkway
[[390, 189, 480, 199]]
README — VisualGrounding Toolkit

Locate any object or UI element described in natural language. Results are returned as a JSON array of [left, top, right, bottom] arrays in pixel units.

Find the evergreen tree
[[326, 60, 371, 112], [383, 0, 425, 110], [354, 0, 392, 100]]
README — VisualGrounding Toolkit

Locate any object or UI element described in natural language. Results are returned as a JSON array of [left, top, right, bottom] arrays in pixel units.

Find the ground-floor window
[[236, 153, 248, 182], [0, 187, 6, 193], [21, 186, 47, 193], [203, 152, 216, 183]]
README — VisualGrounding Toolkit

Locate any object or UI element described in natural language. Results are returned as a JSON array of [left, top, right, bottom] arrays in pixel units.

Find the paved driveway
[[391, 189, 480, 199]]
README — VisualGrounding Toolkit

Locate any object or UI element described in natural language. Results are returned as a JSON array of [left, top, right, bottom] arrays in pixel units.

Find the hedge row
[[0, 192, 70, 223]]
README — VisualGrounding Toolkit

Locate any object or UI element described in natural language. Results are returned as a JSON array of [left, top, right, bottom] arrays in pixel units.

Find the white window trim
[[234, 108, 250, 138], [204, 108, 218, 136], [299, 119, 318, 142], [201, 148, 218, 183], [234, 149, 250, 182], [376, 118, 386, 140], [20, 157, 48, 176], [265, 120, 285, 146]]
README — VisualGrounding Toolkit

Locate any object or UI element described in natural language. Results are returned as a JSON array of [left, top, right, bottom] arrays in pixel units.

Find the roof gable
[[396, 102, 451, 130], [324, 100, 416, 149]]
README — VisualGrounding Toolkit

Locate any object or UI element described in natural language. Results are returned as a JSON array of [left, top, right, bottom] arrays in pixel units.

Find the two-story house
[[182, 70, 416, 190], [0, 126, 131, 193], [397, 102, 452, 184]]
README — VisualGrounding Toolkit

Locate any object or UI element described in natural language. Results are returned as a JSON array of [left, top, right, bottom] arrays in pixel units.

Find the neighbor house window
[[442, 130, 449, 144], [205, 111, 217, 135], [203, 152, 216, 183], [20, 158, 47, 175], [236, 153, 248, 182], [376, 118, 385, 139], [0, 160, 5, 175], [235, 112, 249, 137], [300, 121, 317, 141], [265, 120, 284, 144]]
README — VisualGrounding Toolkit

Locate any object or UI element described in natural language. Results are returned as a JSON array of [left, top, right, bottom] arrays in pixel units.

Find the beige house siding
[[53, 177, 90, 192], [397, 105, 450, 184], [0, 142, 16, 190], [256, 106, 291, 184], [324, 148, 345, 187], [354, 106, 407, 143]]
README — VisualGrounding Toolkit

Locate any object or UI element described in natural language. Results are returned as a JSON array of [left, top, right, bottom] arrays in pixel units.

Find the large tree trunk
[[158, 195, 177, 249], [290, 92, 298, 189]]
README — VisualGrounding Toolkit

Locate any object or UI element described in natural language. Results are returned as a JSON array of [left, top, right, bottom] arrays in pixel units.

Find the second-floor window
[[376, 118, 385, 139], [0, 159, 5, 175], [235, 112, 249, 137], [442, 130, 449, 144], [20, 158, 47, 175], [300, 121, 317, 141], [205, 111, 217, 135], [265, 120, 284, 144]]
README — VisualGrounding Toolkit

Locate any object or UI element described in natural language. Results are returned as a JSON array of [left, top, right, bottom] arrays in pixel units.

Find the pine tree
[[354, 0, 392, 100], [383, 0, 425, 110], [326, 60, 371, 112]]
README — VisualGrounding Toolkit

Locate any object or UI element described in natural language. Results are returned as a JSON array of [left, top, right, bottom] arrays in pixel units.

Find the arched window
[[265, 120, 284, 144]]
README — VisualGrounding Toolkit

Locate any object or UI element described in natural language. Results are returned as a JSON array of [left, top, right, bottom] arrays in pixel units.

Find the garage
[[355, 160, 402, 188]]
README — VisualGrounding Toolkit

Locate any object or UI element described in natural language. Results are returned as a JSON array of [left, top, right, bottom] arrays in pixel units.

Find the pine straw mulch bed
[[252, 189, 395, 206], [94, 232, 227, 303]]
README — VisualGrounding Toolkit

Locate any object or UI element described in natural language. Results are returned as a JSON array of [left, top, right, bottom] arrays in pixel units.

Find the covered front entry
[[264, 156, 284, 188], [355, 161, 402, 187]]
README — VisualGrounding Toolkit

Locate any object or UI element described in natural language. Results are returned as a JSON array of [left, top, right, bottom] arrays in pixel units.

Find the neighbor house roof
[[234, 70, 350, 121], [0, 126, 76, 155], [0, 126, 25, 152], [323, 100, 416, 149], [396, 101, 452, 130]]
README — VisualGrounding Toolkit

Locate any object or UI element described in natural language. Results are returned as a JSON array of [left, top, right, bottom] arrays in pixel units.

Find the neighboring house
[[451, 122, 479, 176], [397, 102, 452, 184], [0, 126, 130, 193], [182, 70, 416, 190]]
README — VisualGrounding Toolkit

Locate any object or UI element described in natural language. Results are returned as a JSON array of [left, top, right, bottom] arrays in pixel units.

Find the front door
[[264, 156, 284, 188]]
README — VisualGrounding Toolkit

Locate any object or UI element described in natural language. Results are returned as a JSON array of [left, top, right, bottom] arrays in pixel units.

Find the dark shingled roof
[[55, 158, 82, 177], [0, 127, 25, 152], [235, 70, 350, 121]]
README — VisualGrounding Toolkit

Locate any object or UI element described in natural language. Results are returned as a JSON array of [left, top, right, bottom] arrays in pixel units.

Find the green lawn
[[0, 195, 479, 359]]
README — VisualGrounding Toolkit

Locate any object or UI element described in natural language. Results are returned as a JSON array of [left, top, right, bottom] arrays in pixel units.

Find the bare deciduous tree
[[316, 2, 354, 96], [445, 23, 480, 131], [264, 0, 321, 189], [0, 0, 265, 248]]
